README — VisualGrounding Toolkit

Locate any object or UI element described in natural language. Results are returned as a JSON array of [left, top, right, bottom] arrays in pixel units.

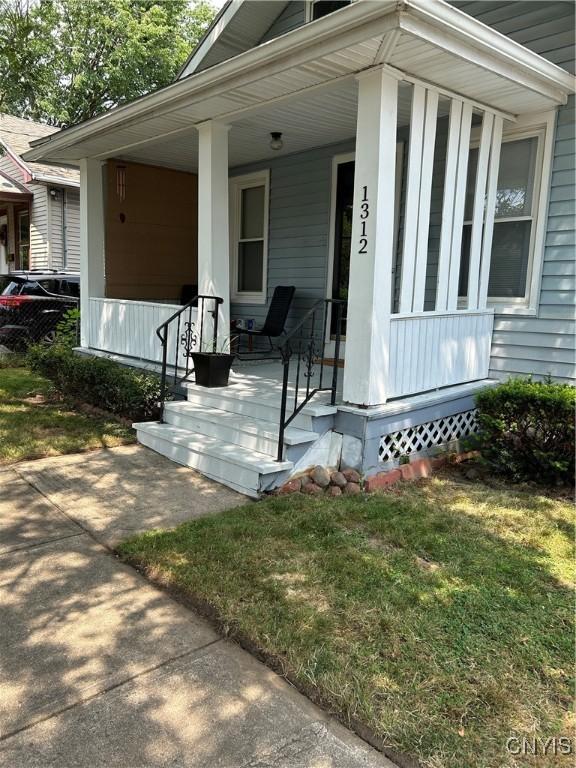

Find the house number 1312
[[359, 185, 369, 254]]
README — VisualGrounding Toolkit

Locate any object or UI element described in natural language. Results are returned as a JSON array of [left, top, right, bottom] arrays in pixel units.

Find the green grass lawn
[[0, 365, 135, 463], [119, 477, 574, 768]]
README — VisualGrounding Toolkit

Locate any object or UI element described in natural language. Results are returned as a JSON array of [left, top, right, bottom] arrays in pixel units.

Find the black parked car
[[0, 271, 80, 351]]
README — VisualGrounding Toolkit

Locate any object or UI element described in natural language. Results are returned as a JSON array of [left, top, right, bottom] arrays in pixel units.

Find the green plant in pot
[[191, 335, 236, 388]]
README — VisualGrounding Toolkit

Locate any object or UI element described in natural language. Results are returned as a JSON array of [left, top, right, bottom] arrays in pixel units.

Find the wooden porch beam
[[412, 88, 439, 312], [467, 110, 494, 309], [197, 120, 231, 349], [399, 84, 425, 314], [478, 116, 503, 310], [343, 67, 399, 407], [446, 101, 473, 311], [79, 159, 106, 349]]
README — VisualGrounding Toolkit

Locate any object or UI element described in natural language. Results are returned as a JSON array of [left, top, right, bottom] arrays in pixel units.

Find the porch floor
[[218, 358, 342, 411]]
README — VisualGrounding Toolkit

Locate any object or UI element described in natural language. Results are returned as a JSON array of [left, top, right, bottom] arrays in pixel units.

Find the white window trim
[[464, 110, 556, 314], [229, 170, 270, 305]]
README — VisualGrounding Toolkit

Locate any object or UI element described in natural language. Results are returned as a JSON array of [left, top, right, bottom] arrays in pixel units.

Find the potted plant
[[191, 336, 236, 388]]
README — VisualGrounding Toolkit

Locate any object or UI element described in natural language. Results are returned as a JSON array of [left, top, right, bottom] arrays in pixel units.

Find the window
[[308, 1, 351, 22], [230, 171, 269, 303], [459, 115, 552, 311]]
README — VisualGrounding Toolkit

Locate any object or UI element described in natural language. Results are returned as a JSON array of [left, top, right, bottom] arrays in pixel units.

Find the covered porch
[[23, 0, 573, 490]]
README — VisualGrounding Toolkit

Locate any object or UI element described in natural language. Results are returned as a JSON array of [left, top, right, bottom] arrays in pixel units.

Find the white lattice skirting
[[378, 409, 479, 463]]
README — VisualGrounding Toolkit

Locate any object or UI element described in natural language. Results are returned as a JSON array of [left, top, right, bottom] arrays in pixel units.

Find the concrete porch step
[[163, 401, 319, 458], [182, 381, 337, 429], [133, 422, 292, 498]]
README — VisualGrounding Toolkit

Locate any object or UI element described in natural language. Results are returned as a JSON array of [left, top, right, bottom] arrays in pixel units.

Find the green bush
[[474, 378, 575, 485], [27, 344, 161, 421]]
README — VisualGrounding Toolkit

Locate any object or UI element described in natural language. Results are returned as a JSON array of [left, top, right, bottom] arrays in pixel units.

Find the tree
[[0, 0, 216, 126]]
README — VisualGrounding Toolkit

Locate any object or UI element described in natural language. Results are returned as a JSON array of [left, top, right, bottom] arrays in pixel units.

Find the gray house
[[24, 0, 575, 496], [0, 114, 80, 273]]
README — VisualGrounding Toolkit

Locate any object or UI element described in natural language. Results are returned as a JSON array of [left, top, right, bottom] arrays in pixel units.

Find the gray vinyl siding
[[453, 1, 575, 74], [230, 140, 354, 341], [64, 188, 81, 270], [260, 1, 306, 43], [49, 187, 80, 271], [29, 183, 49, 270], [49, 191, 63, 269], [0, 152, 24, 182]]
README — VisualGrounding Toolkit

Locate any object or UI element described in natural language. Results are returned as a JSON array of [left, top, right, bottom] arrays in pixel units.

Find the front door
[[328, 145, 404, 350], [330, 160, 354, 337]]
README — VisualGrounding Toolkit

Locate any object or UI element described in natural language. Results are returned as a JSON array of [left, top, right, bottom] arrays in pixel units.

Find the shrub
[[474, 378, 575, 485], [27, 344, 161, 421], [55, 308, 81, 347]]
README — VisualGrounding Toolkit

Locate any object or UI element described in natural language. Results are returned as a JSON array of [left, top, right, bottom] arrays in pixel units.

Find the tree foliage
[[0, 0, 216, 126]]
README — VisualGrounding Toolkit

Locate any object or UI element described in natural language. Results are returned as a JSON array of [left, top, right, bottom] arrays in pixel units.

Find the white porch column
[[343, 68, 399, 407], [436, 100, 473, 311], [197, 120, 230, 349], [398, 85, 439, 313], [79, 158, 105, 349]]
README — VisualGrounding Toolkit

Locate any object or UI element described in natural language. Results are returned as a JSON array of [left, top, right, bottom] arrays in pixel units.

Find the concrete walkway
[[1, 446, 396, 768]]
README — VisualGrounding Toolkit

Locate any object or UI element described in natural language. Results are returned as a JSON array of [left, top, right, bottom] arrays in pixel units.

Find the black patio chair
[[236, 285, 295, 354]]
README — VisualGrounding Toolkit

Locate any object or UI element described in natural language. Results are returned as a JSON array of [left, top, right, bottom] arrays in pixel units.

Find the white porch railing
[[88, 298, 185, 365], [387, 309, 494, 398]]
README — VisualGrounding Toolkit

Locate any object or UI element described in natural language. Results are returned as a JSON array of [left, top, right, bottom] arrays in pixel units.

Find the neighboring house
[[0, 114, 80, 273], [23, 0, 575, 496]]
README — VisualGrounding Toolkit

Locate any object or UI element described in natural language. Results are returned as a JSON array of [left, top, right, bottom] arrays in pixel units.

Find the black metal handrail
[[156, 294, 223, 420], [277, 298, 345, 461]]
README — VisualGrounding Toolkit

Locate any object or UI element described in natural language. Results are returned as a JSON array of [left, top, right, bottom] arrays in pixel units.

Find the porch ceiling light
[[269, 132, 283, 151]]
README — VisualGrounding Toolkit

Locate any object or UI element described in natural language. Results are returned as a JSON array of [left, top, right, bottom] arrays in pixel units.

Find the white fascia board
[[178, 0, 243, 79], [405, 0, 575, 100], [23, 0, 575, 164]]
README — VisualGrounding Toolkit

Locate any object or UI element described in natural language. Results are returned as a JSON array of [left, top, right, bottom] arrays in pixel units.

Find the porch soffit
[[23, 0, 575, 173]]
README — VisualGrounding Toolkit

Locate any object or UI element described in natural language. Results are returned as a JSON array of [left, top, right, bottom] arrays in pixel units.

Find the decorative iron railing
[[156, 294, 223, 420], [277, 299, 345, 461]]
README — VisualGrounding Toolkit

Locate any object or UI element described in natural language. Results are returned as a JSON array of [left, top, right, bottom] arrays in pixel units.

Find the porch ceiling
[[24, 0, 574, 173]]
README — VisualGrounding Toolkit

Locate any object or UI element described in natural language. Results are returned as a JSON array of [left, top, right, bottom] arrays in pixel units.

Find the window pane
[[460, 220, 531, 299], [487, 220, 531, 297], [241, 186, 264, 239], [495, 137, 537, 218], [238, 241, 263, 292]]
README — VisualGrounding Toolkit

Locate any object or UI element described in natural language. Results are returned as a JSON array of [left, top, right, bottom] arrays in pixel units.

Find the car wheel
[[41, 330, 57, 345]]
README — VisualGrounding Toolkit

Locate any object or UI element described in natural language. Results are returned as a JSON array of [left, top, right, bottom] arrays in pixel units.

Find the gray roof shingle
[[0, 114, 79, 185]]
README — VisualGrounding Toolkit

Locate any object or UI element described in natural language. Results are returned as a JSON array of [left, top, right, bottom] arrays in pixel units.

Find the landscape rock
[[279, 478, 302, 495], [342, 468, 361, 484], [300, 474, 313, 488], [311, 465, 331, 488], [302, 482, 324, 496], [464, 467, 481, 481], [330, 471, 347, 488], [327, 485, 342, 497], [344, 482, 361, 496]]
